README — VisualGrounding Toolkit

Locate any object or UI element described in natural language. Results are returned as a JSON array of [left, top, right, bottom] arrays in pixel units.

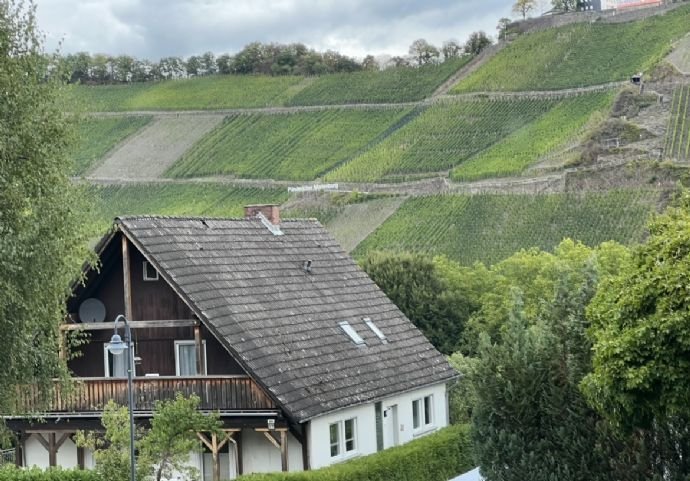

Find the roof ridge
[[116, 215, 320, 223]]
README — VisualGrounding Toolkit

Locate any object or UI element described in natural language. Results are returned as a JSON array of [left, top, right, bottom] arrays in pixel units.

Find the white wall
[[241, 429, 303, 474], [308, 382, 448, 469], [24, 435, 78, 469]]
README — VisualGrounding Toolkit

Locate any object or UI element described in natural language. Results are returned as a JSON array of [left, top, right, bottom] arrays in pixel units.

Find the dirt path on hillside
[[90, 115, 224, 179]]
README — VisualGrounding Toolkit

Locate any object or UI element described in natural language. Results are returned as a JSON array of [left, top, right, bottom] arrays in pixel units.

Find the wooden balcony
[[17, 376, 277, 415]]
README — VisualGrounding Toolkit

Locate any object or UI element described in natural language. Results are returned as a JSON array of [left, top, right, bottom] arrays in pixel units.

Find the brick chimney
[[244, 204, 281, 225]]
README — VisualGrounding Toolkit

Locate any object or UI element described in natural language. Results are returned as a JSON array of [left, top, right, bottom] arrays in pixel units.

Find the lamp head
[[107, 333, 127, 356]]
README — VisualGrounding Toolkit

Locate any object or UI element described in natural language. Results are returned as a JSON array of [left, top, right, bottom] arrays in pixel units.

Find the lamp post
[[107, 314, 136, 481]]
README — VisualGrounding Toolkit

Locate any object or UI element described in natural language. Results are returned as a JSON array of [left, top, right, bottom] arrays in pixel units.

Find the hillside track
[[431, 42, 508, 97], [90, 115, 224, 179]]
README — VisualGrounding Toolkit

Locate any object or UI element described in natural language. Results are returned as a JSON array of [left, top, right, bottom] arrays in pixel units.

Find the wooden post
[[301, 425, 310, 471], [48, 433, 57, 467], [194, 324, 205, 375], [197, 431, 234, 481], [14, 433, 28, 467], [280, 430, 288, 472], [236, 430, 243, 475], [121, 235, 133, 321]]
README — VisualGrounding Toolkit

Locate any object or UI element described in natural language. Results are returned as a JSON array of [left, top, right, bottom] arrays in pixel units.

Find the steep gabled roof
[[116, 215, 456, 423]]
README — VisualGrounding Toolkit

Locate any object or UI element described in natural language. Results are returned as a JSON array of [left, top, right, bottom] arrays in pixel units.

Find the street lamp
[[107, 314, 136, 481]]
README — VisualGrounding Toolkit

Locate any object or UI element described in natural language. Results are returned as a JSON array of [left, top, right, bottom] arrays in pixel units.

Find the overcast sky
[[34, 0, 545, 61]]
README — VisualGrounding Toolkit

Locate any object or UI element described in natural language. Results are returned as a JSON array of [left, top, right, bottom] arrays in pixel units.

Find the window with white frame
[[329, 418, 357, 458], [103, 343, 135, 378], [175, 340, 206, 376], [412, 395, 434, 430], [143, 261, 159, 281]]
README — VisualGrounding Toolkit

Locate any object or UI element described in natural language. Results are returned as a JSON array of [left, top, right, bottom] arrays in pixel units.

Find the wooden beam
[[301, 424, 310, 471], [262, 431, 281, 450], [212, 433, 220, 481], [48, 433, 57, 467], [280, 430, 288, 472], [122, 235, 133, 321], [77, 446, 85, 470], [194, 325, 205, 375], [60, 319, 198, 331], [33, 433, 49, 451], [236, 430, 243, 476], [55, 433, 70, 451]]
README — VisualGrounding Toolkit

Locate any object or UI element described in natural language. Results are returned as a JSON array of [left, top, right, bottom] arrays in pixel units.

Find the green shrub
[[238, 424, 472, 481], [0, 466, 100, 481]]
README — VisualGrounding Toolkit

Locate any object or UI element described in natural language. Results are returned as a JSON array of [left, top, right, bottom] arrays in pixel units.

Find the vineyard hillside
[[664, 86, 690, 161], [451, 4, 690, 93], [354, 190, 663, 266]]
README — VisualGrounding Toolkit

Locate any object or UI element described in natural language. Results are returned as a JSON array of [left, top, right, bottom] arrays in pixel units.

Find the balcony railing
[[16, 376, 277, 414]]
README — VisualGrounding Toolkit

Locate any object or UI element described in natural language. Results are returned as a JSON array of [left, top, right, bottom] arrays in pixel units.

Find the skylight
[[364, 318, 387, 343], [339, 321, 364, 345]]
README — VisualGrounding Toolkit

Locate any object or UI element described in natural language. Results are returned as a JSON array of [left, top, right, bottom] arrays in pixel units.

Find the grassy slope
[[69, 75, 303, 111], [452, 5, 690, 93], [354, 190, 660, 266], [72, 116, 152, 175], [287, 57, 471, 105], [91, 184, 288, 223], [325, 99, 557, 182], [452, 91, 615, 181], [165, 108, 413, 181]]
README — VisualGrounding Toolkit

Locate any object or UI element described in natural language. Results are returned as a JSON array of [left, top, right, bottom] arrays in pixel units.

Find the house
[[5, 205, 457, 480]]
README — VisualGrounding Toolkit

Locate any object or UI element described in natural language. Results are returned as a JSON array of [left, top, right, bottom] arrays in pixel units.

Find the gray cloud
[[37, 0, 514, 59]]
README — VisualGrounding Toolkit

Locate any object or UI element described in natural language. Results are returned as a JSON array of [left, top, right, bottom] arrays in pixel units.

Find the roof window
[[364, 318, 387, 344], [339, 321, 364, 346]]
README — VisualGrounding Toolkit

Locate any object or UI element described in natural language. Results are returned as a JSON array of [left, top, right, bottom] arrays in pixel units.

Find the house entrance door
[[382, 404, 399, 449]]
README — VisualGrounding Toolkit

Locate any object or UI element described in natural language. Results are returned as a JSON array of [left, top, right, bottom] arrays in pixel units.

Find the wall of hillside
[[509, 1, 688, 35]]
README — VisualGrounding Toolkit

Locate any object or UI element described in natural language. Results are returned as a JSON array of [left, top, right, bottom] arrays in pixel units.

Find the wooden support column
[[236, 430, 243, 476], [194, 324, 205, 375], [71, 434, 85, 469], [256, 428, 289, 472], [14, 433, 28, 467], [301, 425, 310, 471], [197, 430, 237, 481], [121, 235, 133, 321]]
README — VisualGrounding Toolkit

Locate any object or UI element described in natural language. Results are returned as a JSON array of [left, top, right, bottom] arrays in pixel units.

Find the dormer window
[[339, 321, 364, 345], [143, 261, 159, 281], [364, 318, 387, 343]]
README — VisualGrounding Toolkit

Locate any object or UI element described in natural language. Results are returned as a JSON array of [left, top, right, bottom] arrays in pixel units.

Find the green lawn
[[452, 91, 615, 181], [451, 5, 690, 92], [69, 75, 304, 111], [354, 190, 661, 266], [72, 116, 152, 175], [287, 57, 471, 105], [166, 108, 414, 181], [325, 98, 558, 182]]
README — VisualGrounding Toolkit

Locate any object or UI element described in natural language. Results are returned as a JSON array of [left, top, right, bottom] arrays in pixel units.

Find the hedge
[[239, 424, 473, 481], [0, 467, 100, 481]]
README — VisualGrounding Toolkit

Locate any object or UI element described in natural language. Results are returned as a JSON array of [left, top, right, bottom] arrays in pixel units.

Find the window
[[329, 418, 357, 458], [175, 340, 206, 376], [412, 395, 434, 430], [143, 261, 159, 281], [339, 321, 364, 345], [364, 318, 387, 343], [104, 343, 135, 377]]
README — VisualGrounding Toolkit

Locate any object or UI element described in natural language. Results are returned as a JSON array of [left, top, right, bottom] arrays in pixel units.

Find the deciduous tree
[[0, 0, 91, 420], [464, 31, 493, 55], [512, 0, 536, 19]]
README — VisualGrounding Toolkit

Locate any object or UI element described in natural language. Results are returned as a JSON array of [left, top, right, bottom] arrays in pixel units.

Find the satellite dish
[[79, 298, 107, 323]]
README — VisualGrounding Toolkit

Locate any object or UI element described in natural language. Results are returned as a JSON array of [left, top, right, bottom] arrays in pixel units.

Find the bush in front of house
[[0, 466, 101, 481], [239, 424, 473, 481]]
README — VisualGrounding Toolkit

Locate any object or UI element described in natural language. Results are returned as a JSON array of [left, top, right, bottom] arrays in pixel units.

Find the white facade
[[307, 382, 449, 469]]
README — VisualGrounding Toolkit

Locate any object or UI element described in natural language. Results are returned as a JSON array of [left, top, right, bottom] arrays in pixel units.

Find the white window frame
[[339, 321, 365, 345], [329, 417, 358, 459], [364, 317, 387, 343], [103, 343, 136, 377], [412, 395, 434, 432], [143, 260, 159, 281], [174, 340, 207, 376]]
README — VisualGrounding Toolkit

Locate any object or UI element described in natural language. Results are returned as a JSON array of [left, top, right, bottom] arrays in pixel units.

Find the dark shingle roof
[[117, 216, 457, 422]]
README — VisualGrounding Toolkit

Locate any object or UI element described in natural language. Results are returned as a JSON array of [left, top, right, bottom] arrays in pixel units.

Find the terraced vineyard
[[664, 86, 690, 161], [354, 190, 661, 266], [73, 116, 152, 175], [91, 183, 288, 223], [286, 58, 471, 106], [325, 98, 559, 182], [452, 91, 614, 181], [69, 75, 303, 111], [166, 108, 414, 181], [452, 5, 690, 93]]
